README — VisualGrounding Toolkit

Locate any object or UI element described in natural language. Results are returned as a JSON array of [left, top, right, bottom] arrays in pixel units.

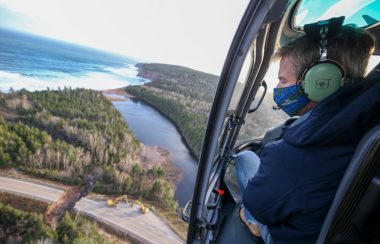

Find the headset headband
[[319, 23, 328, 59], [303, 16, 345, 43]]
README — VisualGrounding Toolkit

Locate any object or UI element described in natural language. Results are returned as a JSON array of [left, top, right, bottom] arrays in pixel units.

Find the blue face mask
[[273, 84, 311, 116]]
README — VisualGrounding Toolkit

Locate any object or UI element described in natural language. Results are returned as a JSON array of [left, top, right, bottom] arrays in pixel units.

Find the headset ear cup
[[302, 60, 344, 102]]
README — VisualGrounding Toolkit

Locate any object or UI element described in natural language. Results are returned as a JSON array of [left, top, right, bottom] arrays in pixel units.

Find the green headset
[[301, 17, 346, 102]]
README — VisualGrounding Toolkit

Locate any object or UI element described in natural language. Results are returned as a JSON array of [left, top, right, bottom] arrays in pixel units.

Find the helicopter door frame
[[187, 0, 289, 243]]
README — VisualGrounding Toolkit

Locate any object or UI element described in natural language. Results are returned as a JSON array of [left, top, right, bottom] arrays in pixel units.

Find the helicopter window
[[228, 46, 254, 111], [236, 61, 288, 143], [294, 0, 380, 29], [213, 46, 254, 159]]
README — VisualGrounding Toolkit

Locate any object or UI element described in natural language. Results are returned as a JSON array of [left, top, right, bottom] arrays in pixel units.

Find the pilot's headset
[[301, 17, 346, 102]]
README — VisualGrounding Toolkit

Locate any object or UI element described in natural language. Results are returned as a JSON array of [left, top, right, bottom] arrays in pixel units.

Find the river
[[112, 96, 198, 207]]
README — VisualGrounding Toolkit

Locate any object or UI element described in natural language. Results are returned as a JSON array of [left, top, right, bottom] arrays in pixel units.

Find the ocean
[[0, 28, 149, 91]]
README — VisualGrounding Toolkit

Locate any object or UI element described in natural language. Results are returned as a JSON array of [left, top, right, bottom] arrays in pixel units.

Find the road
[[0, 176, 184, 244]]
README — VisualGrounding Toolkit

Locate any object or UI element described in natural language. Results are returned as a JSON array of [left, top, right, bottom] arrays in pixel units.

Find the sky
[[0, 0, 250, 75]]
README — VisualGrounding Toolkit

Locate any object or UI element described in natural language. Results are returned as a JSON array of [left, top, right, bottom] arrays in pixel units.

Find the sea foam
[[0, 66, 149, 92], [104, 64, 139, 77]]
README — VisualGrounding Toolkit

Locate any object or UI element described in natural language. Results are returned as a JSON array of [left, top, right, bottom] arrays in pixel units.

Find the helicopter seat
[[317, 124, 380, 243]]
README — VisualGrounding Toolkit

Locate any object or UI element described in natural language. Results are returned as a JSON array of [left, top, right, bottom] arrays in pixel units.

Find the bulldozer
[[107, 195, 128, 207], [132, 200, 149, 214]]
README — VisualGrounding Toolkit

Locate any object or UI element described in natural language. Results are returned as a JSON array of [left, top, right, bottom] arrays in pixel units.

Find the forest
[[0, 88, 176, 210]]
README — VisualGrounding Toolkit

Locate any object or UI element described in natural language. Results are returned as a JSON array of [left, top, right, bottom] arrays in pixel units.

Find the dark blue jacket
[[243, 75, 380, 243]]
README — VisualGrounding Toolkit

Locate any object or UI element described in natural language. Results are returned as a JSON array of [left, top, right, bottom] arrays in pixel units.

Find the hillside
[[0, 88, 177, 211], [126, 63, 288, 158]]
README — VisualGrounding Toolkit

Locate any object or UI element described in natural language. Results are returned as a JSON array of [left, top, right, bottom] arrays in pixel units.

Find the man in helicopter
[[236, 18, 377, 243]]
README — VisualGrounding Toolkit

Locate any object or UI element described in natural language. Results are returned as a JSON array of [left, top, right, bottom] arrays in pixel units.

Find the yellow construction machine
[[107, 195, 128, 207], [133, 200, 149, 214]]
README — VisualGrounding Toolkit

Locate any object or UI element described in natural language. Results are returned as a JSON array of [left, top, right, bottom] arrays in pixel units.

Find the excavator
[[132, 200, 149, 214], [107, 195, 128, 207]]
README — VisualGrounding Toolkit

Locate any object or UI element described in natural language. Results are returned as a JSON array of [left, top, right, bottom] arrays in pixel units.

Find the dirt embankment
[[101, 88, 129, 96], [45, 178, 96, 229], [102, 88, 132, 101], [102, 95, 128, 101]]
